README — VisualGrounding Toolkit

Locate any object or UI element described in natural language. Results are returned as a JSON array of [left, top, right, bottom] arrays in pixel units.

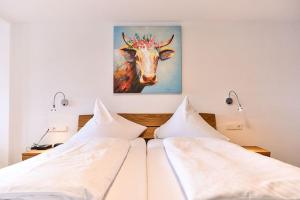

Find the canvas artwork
[[113, 26, 182, 93]]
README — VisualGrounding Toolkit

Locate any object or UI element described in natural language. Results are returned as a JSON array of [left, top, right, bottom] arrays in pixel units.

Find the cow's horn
[[122, 32, 132, 47], [158, 34, 174, 48]]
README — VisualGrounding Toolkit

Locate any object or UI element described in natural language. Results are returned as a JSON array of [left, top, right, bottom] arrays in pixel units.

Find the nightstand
[[22, 149, 50, 161], [242, 146, 271, 157]]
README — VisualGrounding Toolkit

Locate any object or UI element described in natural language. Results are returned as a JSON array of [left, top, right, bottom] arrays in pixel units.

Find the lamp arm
[[52, 92, 66, 108], [229, 90, 242, 107]]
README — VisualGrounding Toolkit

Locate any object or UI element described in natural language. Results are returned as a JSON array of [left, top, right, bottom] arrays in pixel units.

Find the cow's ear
[[159, 49, 175, 61], [120, 48, 136, 62]]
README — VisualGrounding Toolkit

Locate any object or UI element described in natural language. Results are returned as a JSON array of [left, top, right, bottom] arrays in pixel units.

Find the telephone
[[30, 129, 52, 150], [31, 144, 52, 150]]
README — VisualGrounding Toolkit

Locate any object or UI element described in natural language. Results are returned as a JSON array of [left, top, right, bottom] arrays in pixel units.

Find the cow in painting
[[114, 32, 175, 93]]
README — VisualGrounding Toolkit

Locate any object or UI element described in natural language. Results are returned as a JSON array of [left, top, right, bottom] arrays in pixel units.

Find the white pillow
[[78, 99, 147, 140], [154, 96, 229, 140]]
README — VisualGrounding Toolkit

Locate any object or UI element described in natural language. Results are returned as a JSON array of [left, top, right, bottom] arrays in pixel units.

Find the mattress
[[147, 139, 186, 200], [105, 137, 147, 200]]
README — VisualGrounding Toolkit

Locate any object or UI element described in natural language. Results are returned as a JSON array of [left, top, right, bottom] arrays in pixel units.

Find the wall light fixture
[[51, 92, 69, 111], [226, 90, 243, 112]]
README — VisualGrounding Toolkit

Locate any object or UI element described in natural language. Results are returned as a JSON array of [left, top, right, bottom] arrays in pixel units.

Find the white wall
[[0, 18, 10, 167], [10, 21, 300, 166]]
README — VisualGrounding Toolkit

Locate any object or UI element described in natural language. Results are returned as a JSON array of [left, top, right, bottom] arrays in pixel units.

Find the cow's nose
[[142, 75, 148, 81], [143, 75, 156, 82]]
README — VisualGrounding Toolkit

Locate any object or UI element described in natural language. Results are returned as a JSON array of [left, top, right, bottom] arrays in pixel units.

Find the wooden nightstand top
[[22, 149, 48, 156], [242, 146, 271, 157], [22, 149, 51, 160]]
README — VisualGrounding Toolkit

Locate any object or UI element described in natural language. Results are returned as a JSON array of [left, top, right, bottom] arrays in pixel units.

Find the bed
[[0, 114, 147, 200], [3, 111, 300, 200], [80, 113, 216, 200], [145, 113, 300, 200], [79, 113, 215, 200]]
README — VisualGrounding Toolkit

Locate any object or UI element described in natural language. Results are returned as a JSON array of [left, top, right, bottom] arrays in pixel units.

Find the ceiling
[[0, 0, 300, 23]]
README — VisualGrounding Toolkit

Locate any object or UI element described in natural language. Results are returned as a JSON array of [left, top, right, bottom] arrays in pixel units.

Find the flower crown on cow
[[122, 32, 174, 49]]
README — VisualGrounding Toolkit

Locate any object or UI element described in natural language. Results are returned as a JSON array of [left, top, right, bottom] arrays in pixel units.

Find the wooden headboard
[[78, 113, 216, 140]]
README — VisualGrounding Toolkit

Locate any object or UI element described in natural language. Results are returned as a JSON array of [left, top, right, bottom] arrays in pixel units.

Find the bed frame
[[78, 113, 216, 140]]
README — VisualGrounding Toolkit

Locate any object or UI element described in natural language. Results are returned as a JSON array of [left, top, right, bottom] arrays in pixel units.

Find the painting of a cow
[[113, 26, 182, 93]]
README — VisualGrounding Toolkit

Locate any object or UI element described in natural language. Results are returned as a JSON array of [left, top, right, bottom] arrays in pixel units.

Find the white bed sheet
[[0, 137, 130, 200], [147, 139, 186, 200], [164, 137, 300, 200], [0, 137, 147, 200], [105, 137, 147, 200]]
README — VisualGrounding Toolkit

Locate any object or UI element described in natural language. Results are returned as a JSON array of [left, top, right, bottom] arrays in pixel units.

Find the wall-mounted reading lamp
[[51, 92, 69, 111], [226, 90, 243, 112]]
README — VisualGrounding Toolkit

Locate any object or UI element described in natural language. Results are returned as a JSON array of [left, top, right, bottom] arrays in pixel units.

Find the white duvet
[[164, 137, 300, 200], [0, 136, 130, 200]]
